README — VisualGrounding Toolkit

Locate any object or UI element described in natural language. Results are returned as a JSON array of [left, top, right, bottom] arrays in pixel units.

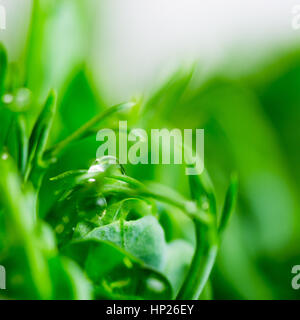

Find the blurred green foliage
[[0, 0, 299, 300]]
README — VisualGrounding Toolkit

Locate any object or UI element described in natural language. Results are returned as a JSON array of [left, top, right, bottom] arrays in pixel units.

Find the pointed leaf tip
[[218, 173, 238, 235]]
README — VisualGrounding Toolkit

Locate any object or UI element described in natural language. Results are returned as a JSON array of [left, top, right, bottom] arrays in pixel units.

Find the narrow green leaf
[[48, 256, 92, 300], [188, 170, 217, 216], [198, 280, 213, 300], [25, 0, 99, 98], [218, 174, 238, 235], [25, 90, 57, 188], [0, 152, 52, 299], [176, 169, 219, 300], [15, 115, 28, 176], [4, 115, 28, 175], [176, 218, 218, 300], [45, 102, 136, 160], [58, 69, 102, 135], [0, 43, 7, 95], [164, 240, 194, 297]]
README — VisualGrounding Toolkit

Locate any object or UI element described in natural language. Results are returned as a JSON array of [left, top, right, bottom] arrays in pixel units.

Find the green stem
[[44, 102, 135, 160], [176, 216, 218, 300], [109, 175, 211, 224]]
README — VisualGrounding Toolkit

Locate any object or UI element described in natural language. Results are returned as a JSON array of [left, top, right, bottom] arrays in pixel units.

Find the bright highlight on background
[[1, 0, 300, 101], [93, 0, 300, 101]]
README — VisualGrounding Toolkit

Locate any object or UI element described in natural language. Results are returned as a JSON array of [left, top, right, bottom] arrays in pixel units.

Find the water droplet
[[1, 153, 8, 160], [146, 278, 165, 293], [2, 94, 13, 104], [88, 163, 105, 174], [15, 88, 32, 108], [185, 201, 197, 213], [202, 201, 209, 210], [88, 156, 124, 176]]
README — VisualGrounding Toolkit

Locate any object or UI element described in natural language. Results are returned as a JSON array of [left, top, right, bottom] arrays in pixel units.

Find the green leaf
[[0, 43, 7, 95], [0, 45, 10, 152], [164, 240, 194, 297], [25, 0, 97, 98], [48, 256, 92, 300], [85, 216, 167, 270], [25, 90, 57, 188], [15, 116, 28, 175], [218, 174, 238, 235], [5, 115, 28, 175], [58, 69, 102, 136], [176, 171, 219, 300], [198, 280, 213, 300], [176, 218, 218, 300], [188, 170, 217, 216], [145, 69, 194, 121], [62, 239, 172, 299], [100, 198, 154, 226], [0, 152, 52, 299], [45, 102, 136, 160], [0, 107, 13, 152]]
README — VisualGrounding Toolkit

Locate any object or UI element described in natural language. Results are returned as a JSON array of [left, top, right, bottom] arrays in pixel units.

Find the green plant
[[0, 36, 237, 299]]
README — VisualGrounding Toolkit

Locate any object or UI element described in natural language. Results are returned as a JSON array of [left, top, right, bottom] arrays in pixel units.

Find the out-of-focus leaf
[[25, 0, 97, 99], [198, 280, 213, 300], [164, 240, 194, 297], [0, 45, 10, 152], [0, 152, 52, 299], [0, 43, 7, 95], [48, 256, 91, 300], [218, 174, 238, 235], [62, 239, 172, 299], [5, 116, 28, 176], [57, 69, 102, 138], [145, 69, 194, 123], [45, 102, 136, 160], [0, 107, 13, 152]]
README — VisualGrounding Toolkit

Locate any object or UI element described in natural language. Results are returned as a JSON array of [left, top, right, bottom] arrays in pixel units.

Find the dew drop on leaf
[[2, 93, 13, 104], [15, 88, 32, 108], [1, 153, 8, 160], [146, 277, 165, 293]]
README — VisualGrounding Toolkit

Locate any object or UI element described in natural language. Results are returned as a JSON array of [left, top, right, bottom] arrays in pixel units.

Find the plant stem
[[44, 102, 135, 160], [109, 174, 211, 224], [176, 216, 218, 300]]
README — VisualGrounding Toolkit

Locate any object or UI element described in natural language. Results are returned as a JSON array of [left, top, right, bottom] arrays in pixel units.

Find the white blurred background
[[1, 0, 300, 102]]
